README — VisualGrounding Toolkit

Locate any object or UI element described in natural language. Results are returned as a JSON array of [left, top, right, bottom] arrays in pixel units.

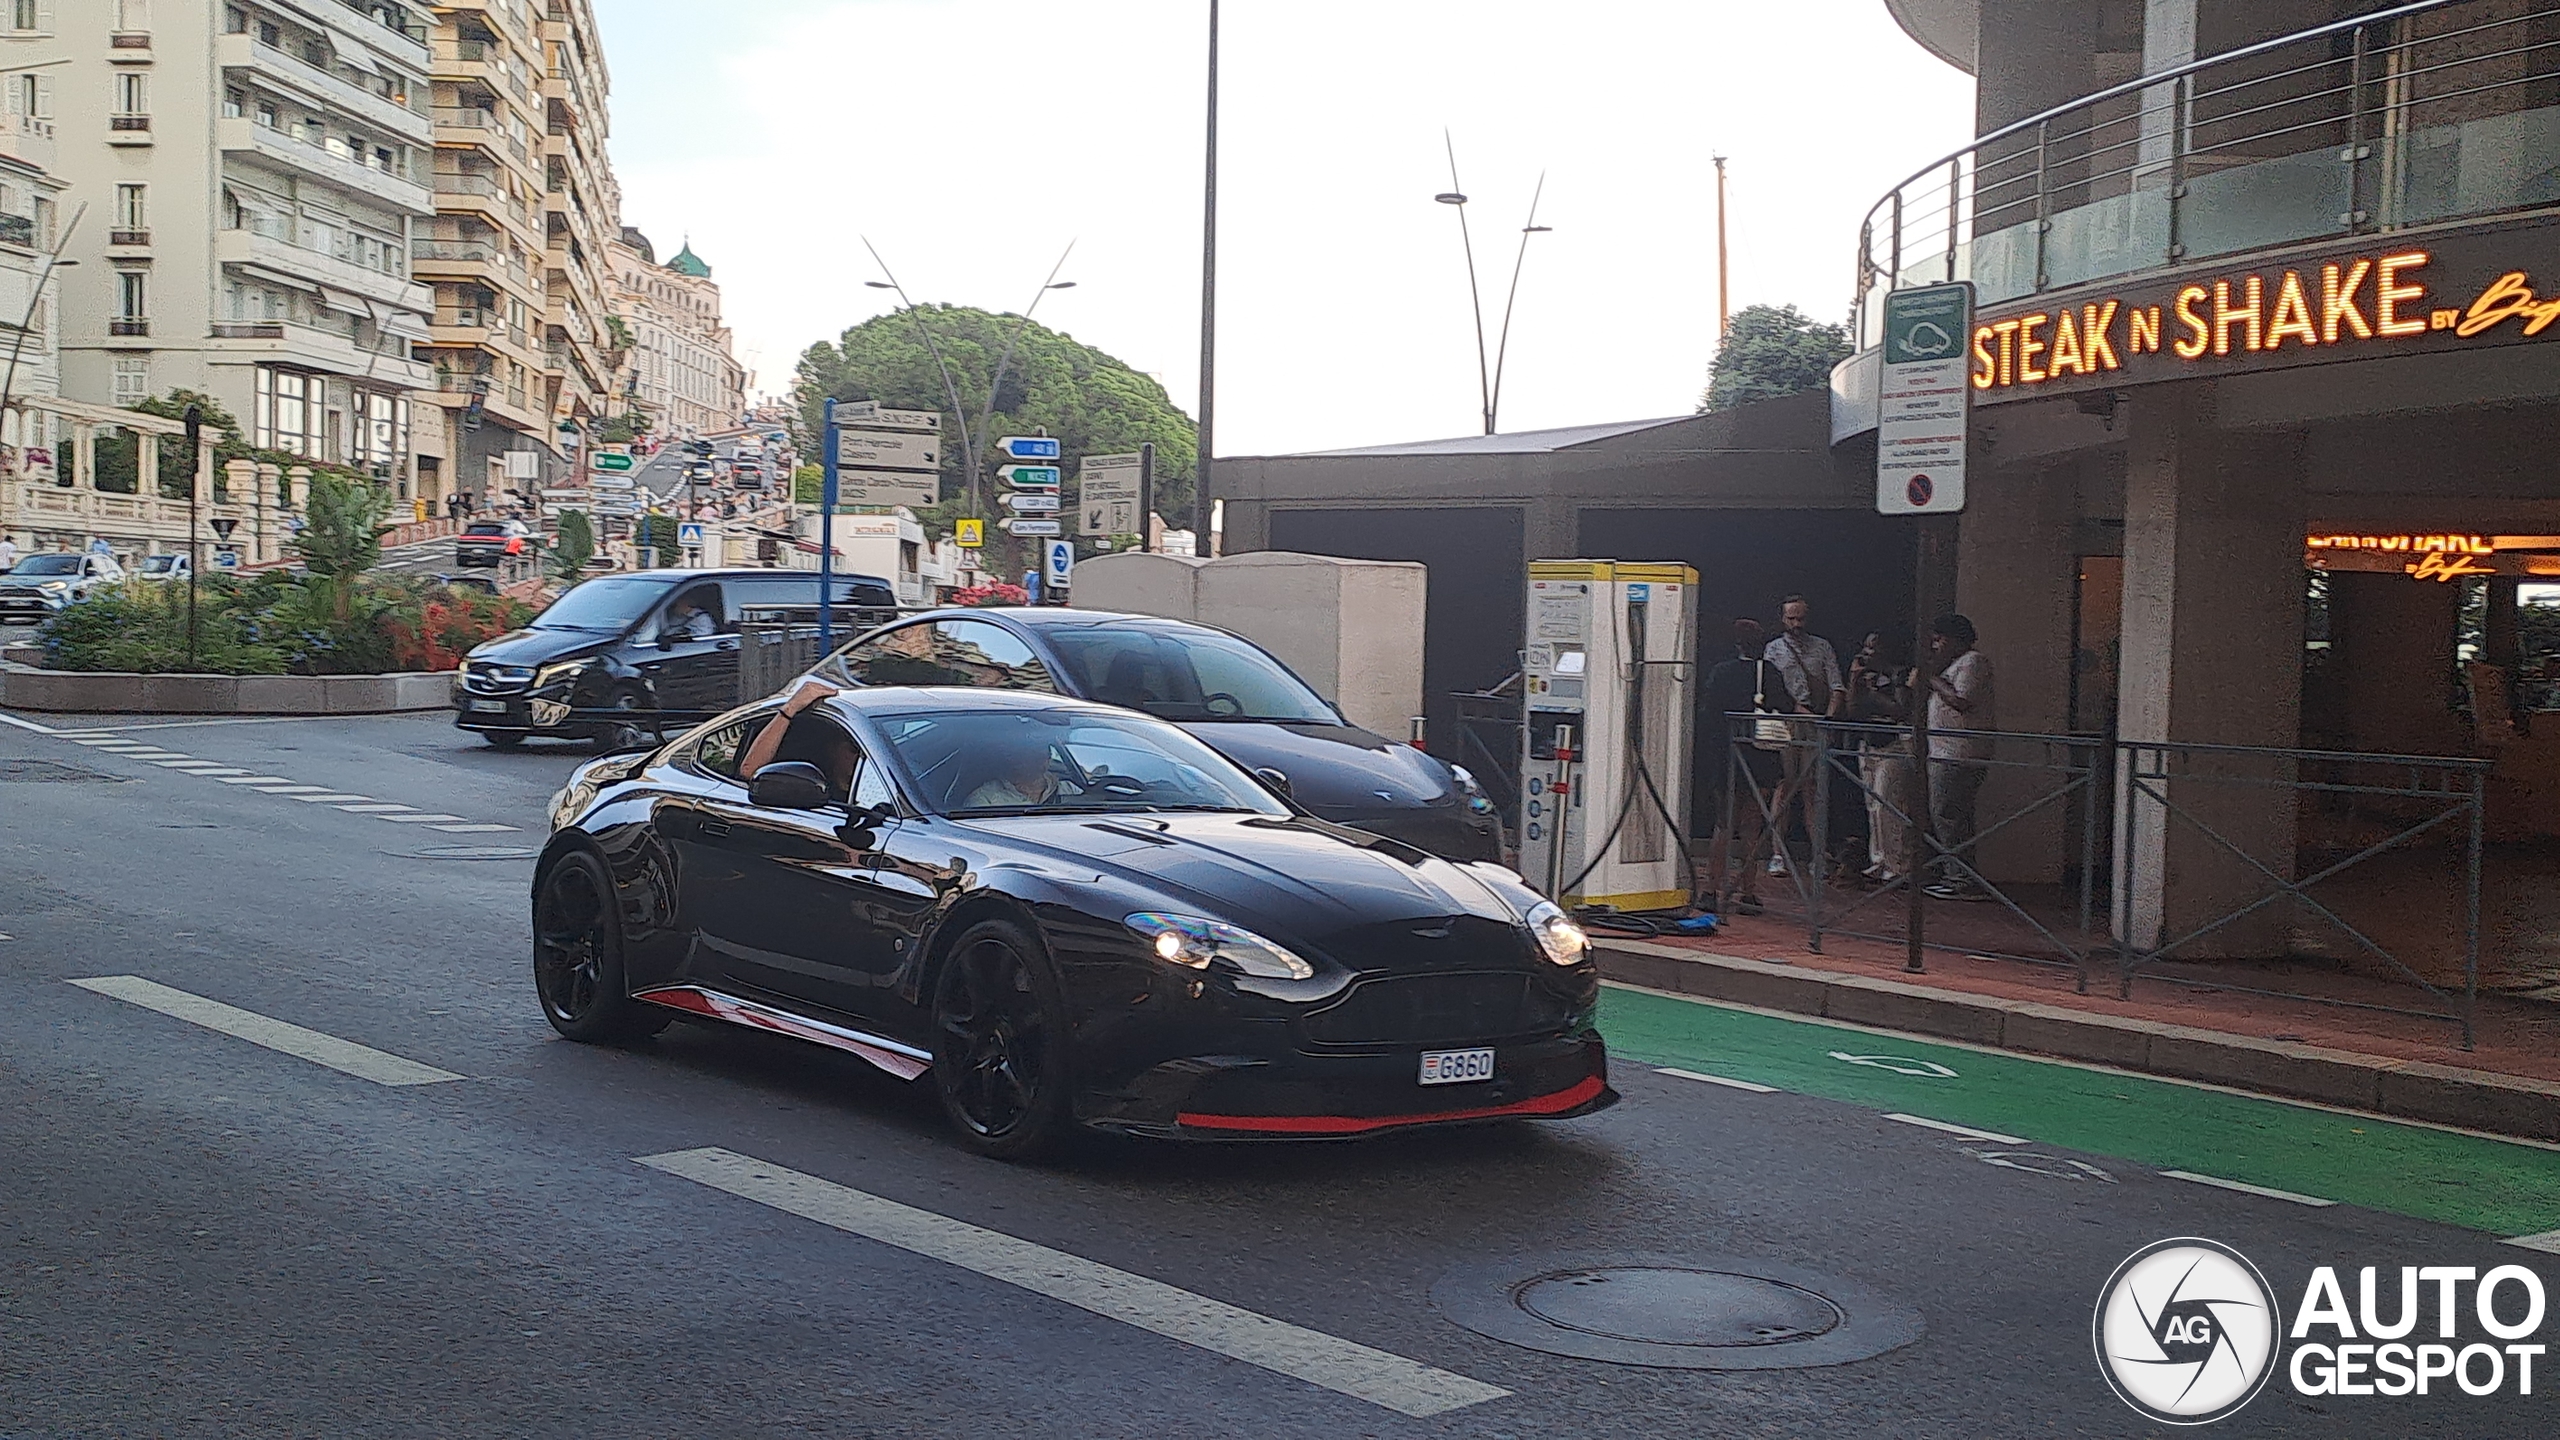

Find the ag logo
[[2094, 1238, 2281, 1424]]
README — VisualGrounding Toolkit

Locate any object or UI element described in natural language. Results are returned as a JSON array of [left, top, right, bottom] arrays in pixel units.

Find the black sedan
[[811, 608, 1503, 861], [534, 687, 1613, 1157]]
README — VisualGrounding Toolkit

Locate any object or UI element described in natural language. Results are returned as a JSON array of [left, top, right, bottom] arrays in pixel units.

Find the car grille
[[462, 661, 531, 693], [1301, 972, 1571, 1048]]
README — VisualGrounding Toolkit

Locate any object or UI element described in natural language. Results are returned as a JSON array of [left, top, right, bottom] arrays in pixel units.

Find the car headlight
[[1451, 763, 1496, 816], [1125, 912, 1315, 980], [37, 580, 68, 593], [535, 659, 591, 690], [1525, 900, 1589, 966]]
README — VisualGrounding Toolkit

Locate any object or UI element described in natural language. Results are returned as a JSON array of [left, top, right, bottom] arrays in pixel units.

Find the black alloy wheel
[[592, 690, 650, 753], [930, 919, 1073, 1159], [532, 850, 668, 1043]]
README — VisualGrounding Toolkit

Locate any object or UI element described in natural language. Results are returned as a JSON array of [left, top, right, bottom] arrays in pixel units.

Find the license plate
[[1419, 1048, 1495, 1085], [467, 699, 507, 714]]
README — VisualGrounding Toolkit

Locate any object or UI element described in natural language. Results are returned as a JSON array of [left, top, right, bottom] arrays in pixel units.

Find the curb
[[0, 665, 452, 715], [1595, 939, 2560, 1143]]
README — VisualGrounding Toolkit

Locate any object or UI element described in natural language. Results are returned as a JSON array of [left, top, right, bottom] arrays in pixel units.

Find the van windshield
[[530, 575, 669, 632]]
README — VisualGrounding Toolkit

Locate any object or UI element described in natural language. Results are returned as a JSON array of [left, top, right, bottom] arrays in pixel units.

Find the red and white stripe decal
[[1177, 1073, 1608, 1135], [633, 985, 932, 1081]]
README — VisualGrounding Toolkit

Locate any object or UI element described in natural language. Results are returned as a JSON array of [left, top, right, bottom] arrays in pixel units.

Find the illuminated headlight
[[1525, 901, 1589, 966], [1124, 912, 1315, 980], [37, 580, 68, 594], [535, 659, 591, 690], [1451, 763, 1496, 816]]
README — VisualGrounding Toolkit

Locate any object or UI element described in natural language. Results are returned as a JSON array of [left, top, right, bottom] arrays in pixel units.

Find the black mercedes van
[[452, 568, 898, 748]]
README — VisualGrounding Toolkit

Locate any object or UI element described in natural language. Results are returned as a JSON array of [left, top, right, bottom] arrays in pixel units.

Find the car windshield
[[1043, 626, 1338, 724], [11, 555, 81, 576], [530, 575, 670, 632], [873, 707, 1292, 818], [463, 523, 508, 536]]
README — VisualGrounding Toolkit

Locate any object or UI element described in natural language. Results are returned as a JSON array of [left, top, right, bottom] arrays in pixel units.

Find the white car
[[0, 551, 125, 623]]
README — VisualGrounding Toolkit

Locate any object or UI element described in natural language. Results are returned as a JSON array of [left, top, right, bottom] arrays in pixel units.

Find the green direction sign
[[998, 463, 1062, 488], [1881, 283, 1972, 365], [591, 452, 636, 472]]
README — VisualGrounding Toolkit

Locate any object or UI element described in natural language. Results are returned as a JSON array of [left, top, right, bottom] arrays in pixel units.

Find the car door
[[637, 581, 739, 712]]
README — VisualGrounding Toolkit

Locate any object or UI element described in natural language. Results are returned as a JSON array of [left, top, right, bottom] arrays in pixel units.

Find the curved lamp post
[[1434, 140, 1551, 435]]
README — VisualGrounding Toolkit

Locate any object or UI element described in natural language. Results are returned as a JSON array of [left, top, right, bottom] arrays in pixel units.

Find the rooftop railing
[[1851, 0, 2560, 347]]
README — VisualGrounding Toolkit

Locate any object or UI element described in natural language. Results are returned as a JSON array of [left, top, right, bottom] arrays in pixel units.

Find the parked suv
[[0, 552, 126, 624], [452, 567, 898, 748]]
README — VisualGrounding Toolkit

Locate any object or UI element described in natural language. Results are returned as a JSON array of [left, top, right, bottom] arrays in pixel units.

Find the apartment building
[[609, 227, 744, 439], [38, 0, 440, 495], [414, 0, 622, 499], [0, 57, 65, 444]]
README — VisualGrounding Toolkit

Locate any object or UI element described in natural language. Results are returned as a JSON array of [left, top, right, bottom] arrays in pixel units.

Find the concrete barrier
[[0, 666, 454, 716]]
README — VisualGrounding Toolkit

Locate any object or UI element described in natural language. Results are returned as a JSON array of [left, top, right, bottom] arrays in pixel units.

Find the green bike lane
[[1597, 983, 2560, 1242]]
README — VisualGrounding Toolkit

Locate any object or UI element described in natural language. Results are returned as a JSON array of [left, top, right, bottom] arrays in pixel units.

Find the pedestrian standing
[[0, 533, 17, 572], [1761, 594, 1845, 880], [1701, 619, 1778, 915], [1922, 613, 1995, 900], [1846, 631, 1918, 887]]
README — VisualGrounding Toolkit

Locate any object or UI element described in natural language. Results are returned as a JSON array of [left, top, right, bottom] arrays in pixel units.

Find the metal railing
[[1721, 717, 2494, 1047], [1851, 0, 2560, 346]]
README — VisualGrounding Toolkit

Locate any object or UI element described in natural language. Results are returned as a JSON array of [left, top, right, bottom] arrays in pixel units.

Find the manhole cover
[[1434, 1254, 1922, 1370], [0, 759, 127, 783], [393, 845, 541, 861], [1516, 1268, 1843, 1347]]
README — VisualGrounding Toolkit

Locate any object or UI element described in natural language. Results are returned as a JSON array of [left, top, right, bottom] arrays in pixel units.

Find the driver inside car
[[963, 727, 1062, 810], [741, 678, 860, 803]]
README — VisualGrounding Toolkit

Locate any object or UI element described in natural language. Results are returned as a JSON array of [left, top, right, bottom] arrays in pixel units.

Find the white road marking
[[177, 767, 251, 777], [2506, 1230, 2560, 1255], [289, 793, 374, 803], [2160, 1170, 2336, 1207], [1885, 1113, 2027, 1145], [335, 803, 418, 813], [1656, 1066, 1778, 1093], [153, 759, 225, 769], [234, 783, 332, 795], [636, 1147, 1508, 1418], [215, 775, 299, 785], [431, 823, 520, 833], [111, 749, 191, 760], [67, 976, 463, 1087], [0, 711, 61, 733], [377, 813, 469, 824]]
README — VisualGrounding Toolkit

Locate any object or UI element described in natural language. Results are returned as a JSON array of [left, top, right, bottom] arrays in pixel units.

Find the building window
[[222, 87, 243, 119], [116, 271, 145, 320], [9, 0, 35, 32], [258, 20, 278, 47], [115, 184, 145, 230], [272, 370, 307, 456], [112, 357, 150, 405], [114, 73, 146, 117], [256, 100, 277, 129], [13, 74, 37, 119], [115, 0, 149, 33], [225, 6, 245, 34]]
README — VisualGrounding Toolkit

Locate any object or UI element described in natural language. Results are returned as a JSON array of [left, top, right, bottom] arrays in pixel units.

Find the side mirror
[[1253, 766, 1292, 799], [748, 760, 830, 810]]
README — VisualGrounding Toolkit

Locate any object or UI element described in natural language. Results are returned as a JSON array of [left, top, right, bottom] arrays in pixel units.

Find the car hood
[[465, 627, 619, 666], [958, 811, 1523, 951], [1174, 721, 1459, 813]]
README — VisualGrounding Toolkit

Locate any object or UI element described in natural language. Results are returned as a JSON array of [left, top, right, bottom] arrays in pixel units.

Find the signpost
[[1003, 491, 1061, 512], [996, 435, 1062, 461], [591, 452, 635, 473], [832, 430, 939, 471], [955, 517, 985, 548], [996, 463, 1061, 489], [1078, 450, 1144, 538], [1043, 539, 1074, 594], [1001, 517, 1062, 537], [833, 470, 939, 507], [834, 401, 941, 433], [677, 521, 706, 550]]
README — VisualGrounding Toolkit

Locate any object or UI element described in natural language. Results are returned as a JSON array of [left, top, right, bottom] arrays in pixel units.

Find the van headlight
[[535, 659, 591, 691], [1525, 901, 1589, 965], [1125, 912, 1315, 980]]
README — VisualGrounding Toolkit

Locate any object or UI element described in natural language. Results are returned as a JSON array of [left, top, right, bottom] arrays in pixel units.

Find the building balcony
[[219, 225, 433, 313], [217, 118, 433, 215], [208, 318, 434, 389], [109, 319, 150, 337], [108, 31, 150, 62], [215, 33, 432, 145], [1, 114, 55, 173], [108, 228, 149, 249], [272, 0, 431, 59], [431, 171, 541, 237], [108, 114, 151, 146], [0, 213, 35, 250], [409, 239, 540, 299], [432, 106, 538, 177]]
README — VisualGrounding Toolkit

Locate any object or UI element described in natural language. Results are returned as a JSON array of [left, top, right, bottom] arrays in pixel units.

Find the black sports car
[[535, 686, 1614, 1156], [809, 608, 1504, 861]]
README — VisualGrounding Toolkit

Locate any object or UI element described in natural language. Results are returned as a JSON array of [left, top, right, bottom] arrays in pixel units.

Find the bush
[[383, 588, 535, 672], [38, 574, 533, 676], [40, 580, 285, 675], [952, 582, 1028, 608]]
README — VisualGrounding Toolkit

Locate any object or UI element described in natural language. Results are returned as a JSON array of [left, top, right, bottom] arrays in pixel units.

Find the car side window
[[691, 713, 763, 780], [659, 583, 729, 639], [833, 619, 1054, 690]]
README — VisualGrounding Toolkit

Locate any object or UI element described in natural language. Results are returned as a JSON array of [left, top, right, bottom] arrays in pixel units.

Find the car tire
[[929, 918, 1075, 1160], [591, 690, 651, 753], [532, 849, 670, 1044], [483, 729, 528, 749]]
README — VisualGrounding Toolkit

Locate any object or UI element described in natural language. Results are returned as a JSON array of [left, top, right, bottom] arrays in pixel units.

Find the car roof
[[823, 686, 1123, 719], [606, 567, 897, 586], [905, 606, 1220, 633]]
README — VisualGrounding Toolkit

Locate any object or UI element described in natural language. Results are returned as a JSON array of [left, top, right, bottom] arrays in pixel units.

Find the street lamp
[[1432, 141, 1551, 435]]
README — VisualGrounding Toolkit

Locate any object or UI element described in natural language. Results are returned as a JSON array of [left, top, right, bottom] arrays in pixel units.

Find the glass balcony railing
[[1852, 0, 2560, 348]]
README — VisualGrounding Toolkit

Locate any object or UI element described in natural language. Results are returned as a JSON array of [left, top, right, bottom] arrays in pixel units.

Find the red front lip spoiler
[[1176, 1073, 1612, 1136]]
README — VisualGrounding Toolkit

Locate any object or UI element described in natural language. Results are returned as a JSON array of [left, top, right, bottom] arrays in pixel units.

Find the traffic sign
[[833, 402, 940, 433], [997, 435, 1061, 460], [1004, 491, 1061, 511], [213, 548, 240, 569], [677, 522, 707, 548], [1044, 540, 1074, 589], [997, 464, 1061, 488], [1876, 282, 1972, 516], [1001, 517, 1062, 537], [591, 452, 635, 472], [955, 518, 985, 548], [834, 430, 939, 471], [834, 470, 938, 506], [1082, 497, 1138, 536]]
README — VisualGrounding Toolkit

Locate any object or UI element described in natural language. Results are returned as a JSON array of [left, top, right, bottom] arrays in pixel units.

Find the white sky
[[594, 0, 1977, 455]]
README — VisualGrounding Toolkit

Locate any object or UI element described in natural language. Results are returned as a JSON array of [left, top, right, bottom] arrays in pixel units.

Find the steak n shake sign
[[1966, 220, 2560, 400]]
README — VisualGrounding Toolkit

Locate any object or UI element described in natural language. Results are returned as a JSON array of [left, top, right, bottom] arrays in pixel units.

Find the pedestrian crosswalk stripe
[[176, 767, 252, 777], [67, 976, 463, 1087], [215, 775, 299, 785], [336, 803, 417, 813], [431, 823, 520, 833], [378, 813, 469, 824], [636, 1148, 1508, 1418], [238, 784, 332, 795], [290, 793, 374, 803]]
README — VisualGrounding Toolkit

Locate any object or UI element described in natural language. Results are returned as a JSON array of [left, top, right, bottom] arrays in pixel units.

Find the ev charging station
[[1518, 561, 1698, 914]]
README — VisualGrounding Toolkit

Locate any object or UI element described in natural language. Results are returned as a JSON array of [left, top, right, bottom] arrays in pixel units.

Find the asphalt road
[[1, 708, 2551, 1437]]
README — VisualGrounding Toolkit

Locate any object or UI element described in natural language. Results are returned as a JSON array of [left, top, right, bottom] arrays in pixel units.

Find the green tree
[[294, 470, 394, 619], [549, 508, 596, 581], [792, 463, 822, 504], [1700, 304, 1852, 411], [637, 513, 680, 568], [792, 307, 1199, 543]]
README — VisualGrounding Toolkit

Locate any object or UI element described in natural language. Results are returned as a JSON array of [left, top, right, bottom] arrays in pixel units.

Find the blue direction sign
[[997, 435, 1061, 460], [997, 463, 1062, 488]]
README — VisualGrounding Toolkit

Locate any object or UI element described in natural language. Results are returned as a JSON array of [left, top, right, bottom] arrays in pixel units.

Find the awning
[[380, 308, 434, 341], [229, 263, 327, 297]]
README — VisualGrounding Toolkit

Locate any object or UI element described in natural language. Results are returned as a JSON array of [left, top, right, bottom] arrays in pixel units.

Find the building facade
[[609, 228, 744, 439], [39, 0, 439, 495], [413, 0, 622, 501]]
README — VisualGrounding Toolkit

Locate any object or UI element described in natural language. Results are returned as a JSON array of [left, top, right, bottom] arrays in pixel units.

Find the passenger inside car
[[740, 679, 860, 802], [961, 728, 1062, 810]]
